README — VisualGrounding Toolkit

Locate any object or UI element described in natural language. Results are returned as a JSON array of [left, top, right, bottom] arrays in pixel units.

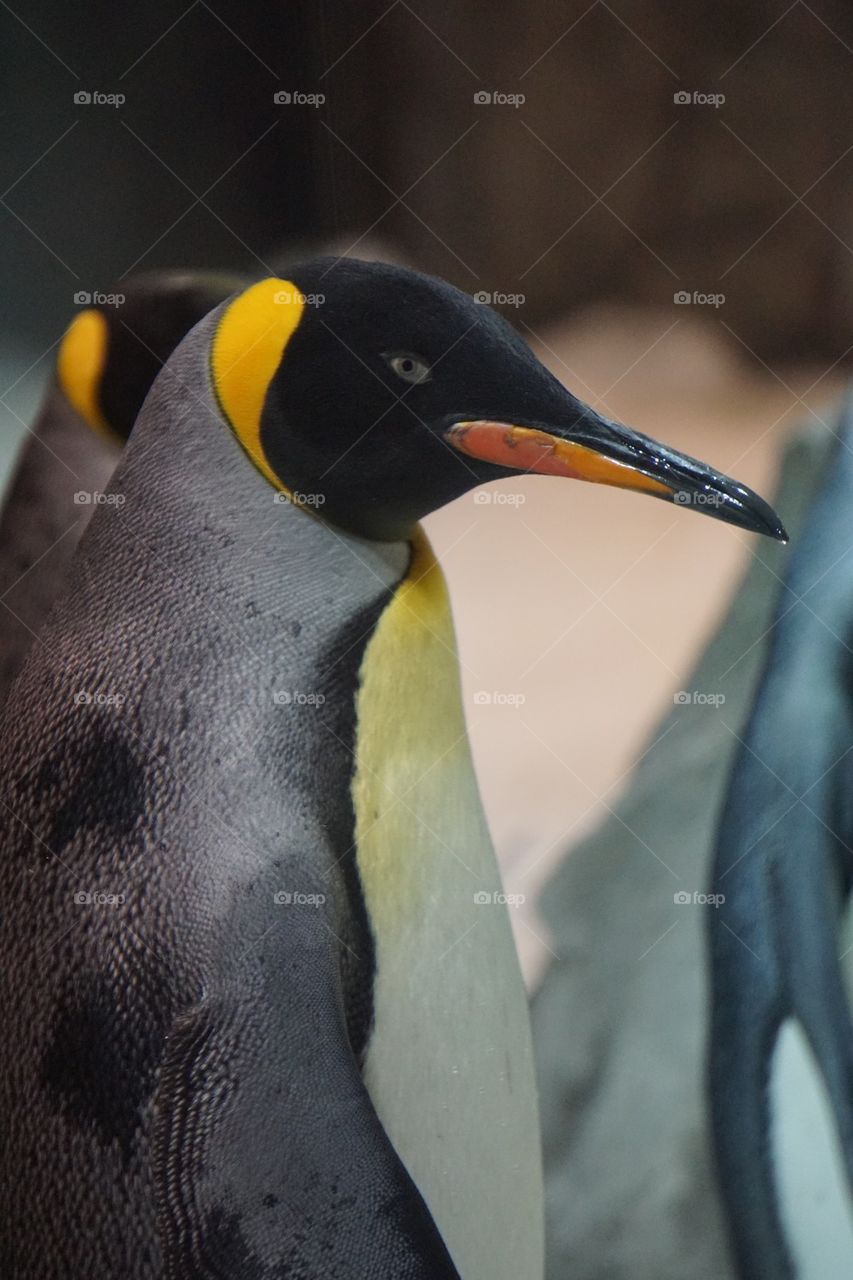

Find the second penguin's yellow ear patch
[[210, 278, 305, 491], [56, 309, 112, 439]]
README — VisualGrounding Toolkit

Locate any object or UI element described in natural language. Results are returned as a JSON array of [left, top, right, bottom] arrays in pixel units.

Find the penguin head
[[211, 258, 787, 544], [57, 269, 245, 443]]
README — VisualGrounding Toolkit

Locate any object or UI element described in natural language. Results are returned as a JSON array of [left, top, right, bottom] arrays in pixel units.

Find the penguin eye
[[383, 352, 432, 385]]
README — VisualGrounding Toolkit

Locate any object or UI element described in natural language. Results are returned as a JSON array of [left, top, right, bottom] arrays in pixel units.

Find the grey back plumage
[[0, 313, 461, 1278], [0, 390, 118, 701]]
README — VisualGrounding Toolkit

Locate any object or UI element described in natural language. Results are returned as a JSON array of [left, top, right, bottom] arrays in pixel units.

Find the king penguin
[[708, 395, 853, 1280], [0, 258, 785, 1280], [0, 270, 244, 702]]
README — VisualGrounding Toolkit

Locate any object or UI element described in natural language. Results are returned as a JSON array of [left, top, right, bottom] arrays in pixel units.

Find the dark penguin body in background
[[0, 260, 785, 1278], [0, 271, 243, 702], [709, 399, 853, 1279]]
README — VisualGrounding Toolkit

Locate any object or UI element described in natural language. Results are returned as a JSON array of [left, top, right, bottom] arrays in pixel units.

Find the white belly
[[770, 1018, 853, 1278], [352, 530, 544, 1280]]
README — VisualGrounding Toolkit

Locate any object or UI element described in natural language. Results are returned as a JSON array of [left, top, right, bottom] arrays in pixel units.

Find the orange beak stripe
[[448, 421, 672, 498]]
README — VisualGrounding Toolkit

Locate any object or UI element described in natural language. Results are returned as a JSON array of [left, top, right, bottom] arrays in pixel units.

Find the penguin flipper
[[708, 907, 792, 1278], [153, 975, 461, 1278]]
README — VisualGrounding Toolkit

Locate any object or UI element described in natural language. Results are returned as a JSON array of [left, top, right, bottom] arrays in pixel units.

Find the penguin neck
[[106, 310, 412, 638]]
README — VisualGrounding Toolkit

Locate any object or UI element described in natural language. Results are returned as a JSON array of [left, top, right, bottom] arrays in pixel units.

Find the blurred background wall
[[2, 0, 850, 974], [7, 2, 853, 358], [319, 0, 853, 365]]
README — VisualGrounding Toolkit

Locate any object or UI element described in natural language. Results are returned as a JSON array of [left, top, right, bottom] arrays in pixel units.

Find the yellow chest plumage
[[352, 528, 544, 1280]]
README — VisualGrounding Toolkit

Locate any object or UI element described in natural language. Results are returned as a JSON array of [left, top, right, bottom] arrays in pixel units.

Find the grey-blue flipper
[[709, 400, 853, 1278]]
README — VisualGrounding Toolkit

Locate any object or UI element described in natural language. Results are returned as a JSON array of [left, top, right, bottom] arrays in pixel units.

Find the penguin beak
[[446, 410, 788, 542]]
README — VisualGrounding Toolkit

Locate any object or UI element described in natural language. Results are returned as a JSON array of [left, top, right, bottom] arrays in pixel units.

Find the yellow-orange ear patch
[[210, 278, 304, 491], [56, 309, 112, 439]]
